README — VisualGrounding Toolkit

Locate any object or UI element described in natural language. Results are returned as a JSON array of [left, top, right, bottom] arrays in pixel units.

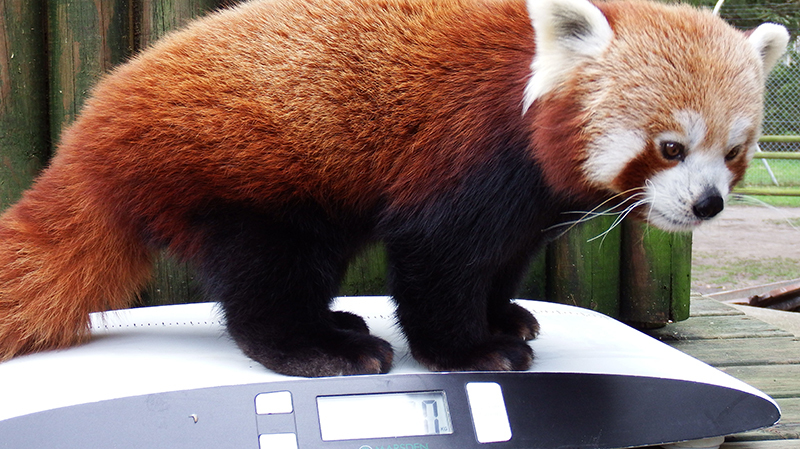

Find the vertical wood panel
[[138, 0, 219, 48], [670, 231, 692, 322], [340, 244, 389, 296], [546, 216, 621, 317], [0, 0, 49, 209], [620, 222, 692, 326], [518, 250, 547, 300], [48, 0, 132, 140]]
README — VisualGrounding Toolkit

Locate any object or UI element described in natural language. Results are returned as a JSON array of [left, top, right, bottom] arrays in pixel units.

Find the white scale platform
[[0, 297, 780, 449]]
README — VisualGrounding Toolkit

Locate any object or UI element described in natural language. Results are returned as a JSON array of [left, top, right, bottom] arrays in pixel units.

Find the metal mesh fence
[[751, 34, 800, 189], [740, 36, 800, 190], [725, 12, 800, 189]]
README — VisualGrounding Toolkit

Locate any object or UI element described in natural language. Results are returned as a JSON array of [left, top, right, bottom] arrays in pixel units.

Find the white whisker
[[644, 179, 657, 225], [729, 193, 800, 231], [542, 188, 651, 241], [586, 197, 651, 244]]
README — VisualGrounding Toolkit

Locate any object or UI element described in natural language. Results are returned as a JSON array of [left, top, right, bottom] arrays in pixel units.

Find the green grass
[[730, 194, 800, 208], [743, 159, 800, 187], [692, 257, 800, 291], [766, 216, 800, 228], [735, 157, 800, 206]]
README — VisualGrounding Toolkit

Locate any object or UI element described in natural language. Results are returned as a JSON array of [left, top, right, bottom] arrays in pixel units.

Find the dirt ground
[[691, 204, 800, 295]]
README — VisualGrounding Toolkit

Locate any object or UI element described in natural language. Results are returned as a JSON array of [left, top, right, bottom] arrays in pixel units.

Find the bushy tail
[[0, 166, 153, 360]]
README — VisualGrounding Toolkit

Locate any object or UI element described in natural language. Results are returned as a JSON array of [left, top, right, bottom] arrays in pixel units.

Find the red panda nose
[[692, 192, 724, 220]]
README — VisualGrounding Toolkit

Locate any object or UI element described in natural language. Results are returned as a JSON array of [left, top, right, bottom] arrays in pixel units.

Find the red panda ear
[[523, 0, 613, 113], [746, 23, 790, 75]]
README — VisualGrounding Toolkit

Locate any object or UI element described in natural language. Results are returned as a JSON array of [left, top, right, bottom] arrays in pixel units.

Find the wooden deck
[[643, 296, 800, 449]]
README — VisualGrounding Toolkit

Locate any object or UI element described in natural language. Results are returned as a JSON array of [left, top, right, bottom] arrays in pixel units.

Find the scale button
[[466, 382, 512, 443], [259, 433, 298, 449], [255, 391, 293, 414]]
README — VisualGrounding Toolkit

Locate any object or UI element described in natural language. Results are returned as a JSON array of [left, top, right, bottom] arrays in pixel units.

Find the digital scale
[[0, 297, 780, 449]]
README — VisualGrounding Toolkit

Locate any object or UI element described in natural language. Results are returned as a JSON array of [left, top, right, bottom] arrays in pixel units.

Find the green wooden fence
[[0, 0, 690, 326], [734, 136, 800, 197]]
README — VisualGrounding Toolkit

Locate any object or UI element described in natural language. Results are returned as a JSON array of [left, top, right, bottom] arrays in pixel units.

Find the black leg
[[193, 205, 392, 377], [486, 251, 540, 341], [385, 234, 534, 372]]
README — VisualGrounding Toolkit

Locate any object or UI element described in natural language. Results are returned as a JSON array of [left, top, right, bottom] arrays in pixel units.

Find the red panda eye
[[660, 141, 686, 161], [726, 145, 742, 161]]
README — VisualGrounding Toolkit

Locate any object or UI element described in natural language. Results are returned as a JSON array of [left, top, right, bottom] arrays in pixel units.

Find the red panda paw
[[460, 337, 534, 371], [237, 330, 394, 378], [330, 310, 370, 334], [415, 336, 534, 372], [489, 303, 540, 341]]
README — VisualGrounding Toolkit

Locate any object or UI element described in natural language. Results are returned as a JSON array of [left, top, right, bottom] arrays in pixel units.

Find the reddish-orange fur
[[0, 163, 153, 356], [528, 86, 599, 205], [0, 0, 540, 360], [0, 0, 784, 368]]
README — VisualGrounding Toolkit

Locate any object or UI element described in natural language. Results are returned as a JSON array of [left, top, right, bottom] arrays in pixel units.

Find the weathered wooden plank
[[48, 0, 132, 140], [721, 440, 800, 449], [0, 0, 49, 209], [706, 280, 800, 304], [620, 222, 692, 324], [518, 250, 547, 300], [718, 365, 800, 399], [663, 337, 800, 367], [546, 215, 621, 317], [138, 0, 219, 48], [646, 315, 793, 341], [691, 297, 747, 317], [670, 230, 693, 321], [139, 256, 203, 306], [340, 244, 388, 296], [659, 302, 800, 443]]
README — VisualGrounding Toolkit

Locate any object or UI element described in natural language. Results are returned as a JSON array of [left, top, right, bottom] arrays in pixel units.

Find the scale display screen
[[316, 391, 453, 441]]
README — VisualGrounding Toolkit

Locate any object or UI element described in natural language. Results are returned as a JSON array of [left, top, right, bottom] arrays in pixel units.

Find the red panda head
[[524, 0, 789, 231]]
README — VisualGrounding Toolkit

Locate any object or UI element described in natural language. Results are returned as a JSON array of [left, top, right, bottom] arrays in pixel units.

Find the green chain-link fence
[[745, 40, 800, 193], [726, 10, 800, 194]]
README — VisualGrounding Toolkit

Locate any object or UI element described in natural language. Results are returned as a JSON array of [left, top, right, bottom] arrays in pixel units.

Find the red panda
[[0, 0, 788, 377]]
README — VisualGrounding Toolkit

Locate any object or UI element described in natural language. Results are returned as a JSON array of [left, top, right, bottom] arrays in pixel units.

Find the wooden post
[[0, 0, 49, 209], [48, 0, 133, 141], [138, 0, 220, 48], [136, 0, 221, 306], [518, 251, 547, 300], [545, 216, 621, 317], [340, 245, 389, 296], [620, 221, 692, 326]]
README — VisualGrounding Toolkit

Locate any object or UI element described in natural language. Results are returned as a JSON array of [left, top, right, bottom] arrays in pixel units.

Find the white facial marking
[[584, 129, 646, 185], [728, 116, 758, 159], [728, 116, 753, 148], [674, 109, 707, 150]]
